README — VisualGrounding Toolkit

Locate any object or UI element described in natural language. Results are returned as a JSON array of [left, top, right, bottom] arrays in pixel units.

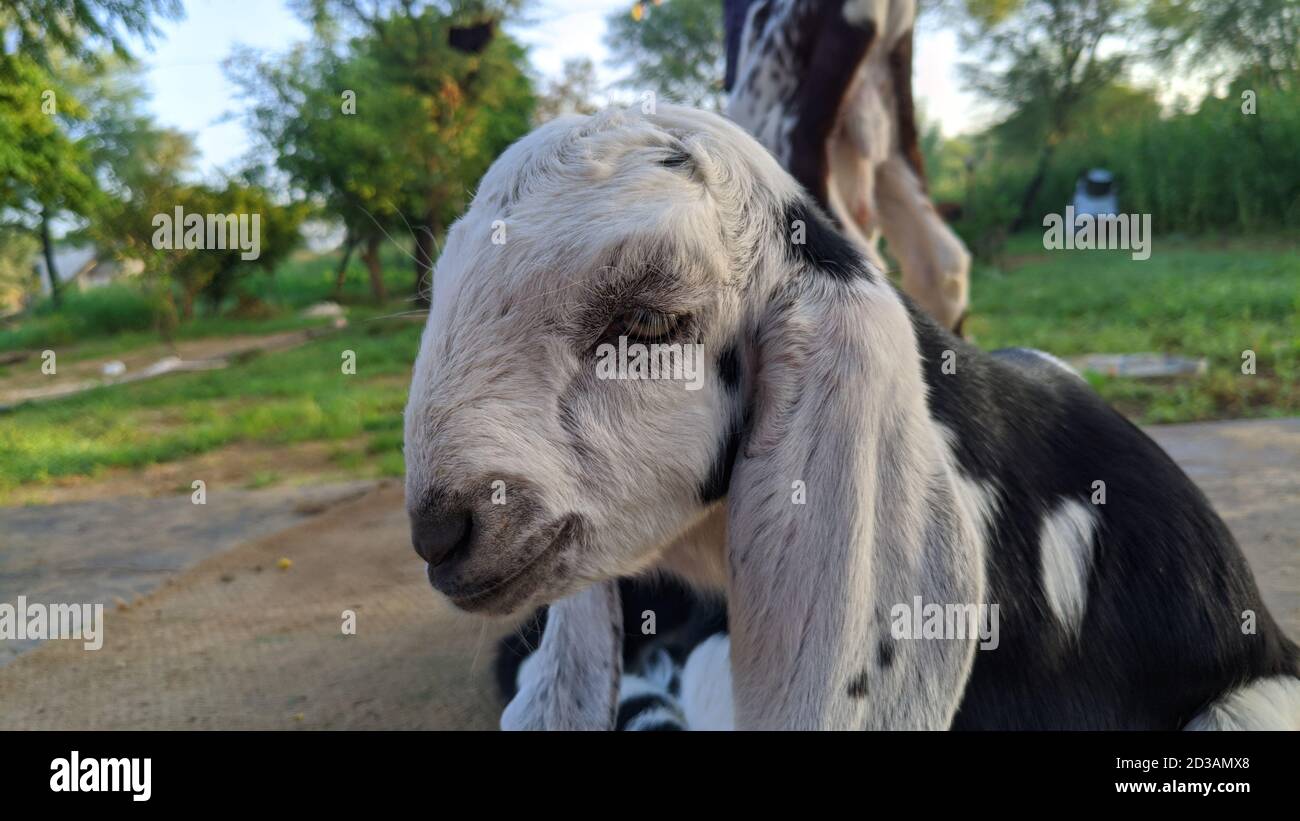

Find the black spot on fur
[[698, 423, 741, 504], [718, 345, 741, 393], [784, 199, 872, 282], [878, 638, 895, 669], [633, 720, 686, 732], [847, 669, 870, 699]]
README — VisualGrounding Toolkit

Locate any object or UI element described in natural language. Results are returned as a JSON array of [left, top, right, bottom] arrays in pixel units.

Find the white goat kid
[[404, 105, 1300, 731]]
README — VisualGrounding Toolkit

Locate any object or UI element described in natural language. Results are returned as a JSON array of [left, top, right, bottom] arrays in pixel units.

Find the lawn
[[0, 318, 420, 500], [0, 246, 422, 501], [963, 233, 1300, 423], [0, 233, 1296, 500]]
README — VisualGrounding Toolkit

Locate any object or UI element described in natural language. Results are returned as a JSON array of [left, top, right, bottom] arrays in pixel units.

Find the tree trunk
[[1011, 143, 1056, 233], [39, 206, 61, 308], [333, 233, 358, 298], [361, 235, 387, 302]]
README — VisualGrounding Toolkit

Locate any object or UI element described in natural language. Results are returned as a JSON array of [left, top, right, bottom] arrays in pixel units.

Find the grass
[[965, 233, 1300, 423], [0, 233, 1295, 498], [0, 312, 420, 499]]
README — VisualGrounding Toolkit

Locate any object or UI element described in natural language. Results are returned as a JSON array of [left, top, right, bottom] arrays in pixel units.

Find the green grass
[[244, 471, 282, 490], [0, 318, 421, 497], [965, 233, 1300, 423]]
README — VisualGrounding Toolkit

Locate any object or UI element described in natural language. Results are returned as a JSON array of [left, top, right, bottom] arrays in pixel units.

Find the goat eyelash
[[601, 307, 694, 346]]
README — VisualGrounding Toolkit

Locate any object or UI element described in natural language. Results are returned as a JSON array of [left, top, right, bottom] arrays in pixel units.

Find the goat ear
[[724, 204, 984, 729], [500, 581, 622, 731]]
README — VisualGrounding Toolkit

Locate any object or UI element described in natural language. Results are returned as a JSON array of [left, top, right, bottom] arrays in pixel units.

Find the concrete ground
[[0, 481, 378, 664], [0, 418, 1296, 730]]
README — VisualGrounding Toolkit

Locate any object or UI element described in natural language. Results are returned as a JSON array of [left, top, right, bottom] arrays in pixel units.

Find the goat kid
[[403, 105, 1300, 731]]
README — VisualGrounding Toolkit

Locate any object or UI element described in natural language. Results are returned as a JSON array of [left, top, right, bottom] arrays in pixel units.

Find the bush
[[0, 284, 165, 351], [951, 160, 1033, 261], [956, 80, 1300, 251]]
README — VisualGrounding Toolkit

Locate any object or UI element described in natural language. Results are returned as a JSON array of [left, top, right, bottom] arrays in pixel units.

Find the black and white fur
[[726, 0, 971, 333], [404, 104, 1300, 730]]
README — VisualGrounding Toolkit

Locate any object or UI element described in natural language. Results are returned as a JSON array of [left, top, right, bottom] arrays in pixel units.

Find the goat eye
[[607, 308, 687, 345]]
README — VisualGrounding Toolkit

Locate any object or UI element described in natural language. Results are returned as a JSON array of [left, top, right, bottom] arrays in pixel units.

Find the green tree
[[0, 58, 95, 307], [958, 0, 1135, 230], [0, 0, 184, 307], [163, 181, 308, 319], [51, 61, 307, 322], [604, 0, 725, 110], [291, 0, 535, 303], [0, 0, 182, 76], [228, 43, 409, 302], [0, 223, 39, 311], [1145, 0, 1300, 89]]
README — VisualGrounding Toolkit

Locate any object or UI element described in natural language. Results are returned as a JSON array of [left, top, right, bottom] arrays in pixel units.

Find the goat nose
[[410, 506, 473, 566]]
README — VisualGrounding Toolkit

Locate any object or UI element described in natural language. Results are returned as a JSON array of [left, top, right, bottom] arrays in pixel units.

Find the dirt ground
[[0, 418, 1296, 730]]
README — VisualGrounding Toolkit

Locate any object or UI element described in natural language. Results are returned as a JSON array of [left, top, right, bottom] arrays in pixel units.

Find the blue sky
[[138, 0, 984, 178]]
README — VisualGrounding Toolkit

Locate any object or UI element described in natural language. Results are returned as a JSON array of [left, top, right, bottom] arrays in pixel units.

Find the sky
[[138, 0, 986, 178]]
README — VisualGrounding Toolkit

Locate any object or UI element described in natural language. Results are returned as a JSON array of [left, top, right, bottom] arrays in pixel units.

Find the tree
[[605, 0, 725, 110], [534, 57, 600, 124], [958, 0, 1135, 230], [163, 181, 308, 318], [0, 57, 95, 307], [289, 0, 535, 303], [1145, 0, 1300, 90], [47, 61, 308, 321], [0, 0, 184, 308], [0, 0, 182, 76], [0, 223, 38, 311], [51, 58, 191, 323], [228, 43, 411, 302]]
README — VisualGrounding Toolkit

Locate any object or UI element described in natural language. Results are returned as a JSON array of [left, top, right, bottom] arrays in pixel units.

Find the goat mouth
[[435, 515, 580, 615]]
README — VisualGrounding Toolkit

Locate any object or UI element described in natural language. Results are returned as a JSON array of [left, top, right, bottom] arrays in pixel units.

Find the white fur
[[501, 581, 622, 731], [724, 272, 983, 729], [622, 705, 686, 732], [1038, 499, 1100, 635], [407, 104, 982, 729], [1185, 676, 1300, 730], [680, 634, 735, 731]]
